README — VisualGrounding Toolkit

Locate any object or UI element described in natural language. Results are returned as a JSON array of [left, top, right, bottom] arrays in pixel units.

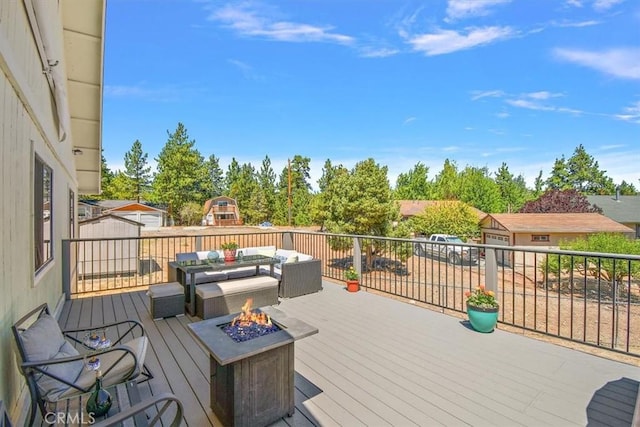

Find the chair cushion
[[71, 336, 148, 399], [20, 313, 83, 401]]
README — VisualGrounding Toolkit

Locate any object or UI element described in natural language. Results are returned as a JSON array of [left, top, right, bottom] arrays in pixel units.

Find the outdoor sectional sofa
[[167, 245, 322, 302]]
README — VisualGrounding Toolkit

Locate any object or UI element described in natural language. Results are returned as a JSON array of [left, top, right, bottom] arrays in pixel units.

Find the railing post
[[484, 248, 498, 295], [62, 239, 71, 300], [282, 232, 294, 250], [195, 236, 202, 251], [353, 237, 362, 278]]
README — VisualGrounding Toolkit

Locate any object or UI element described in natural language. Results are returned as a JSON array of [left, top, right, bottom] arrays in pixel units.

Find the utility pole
[[287, 158, 292, 226]]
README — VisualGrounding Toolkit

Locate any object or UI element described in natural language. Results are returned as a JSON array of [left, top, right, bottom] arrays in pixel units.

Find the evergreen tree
[[457, 166, 502, 213], [274, 155, 312, 226], [394, 162, 433, 200], [204, 154, 225, 198], [494, 163, 530, 213], [151, 122, 206, 223], [432, 159, 460, 200], [254, 156, 277, 223], [310, 159, 345, 230], [225, 158, 241, 193], [546, 156, 571, 191], [229, 163, 259, 224], [566, 144, 615, 194], [533, 170, 545, 198], [123, 140, 151, 202], [617, 180, 638, 195]]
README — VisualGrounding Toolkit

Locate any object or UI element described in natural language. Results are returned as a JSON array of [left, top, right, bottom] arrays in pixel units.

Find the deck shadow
[[586, 377, 639, 426]]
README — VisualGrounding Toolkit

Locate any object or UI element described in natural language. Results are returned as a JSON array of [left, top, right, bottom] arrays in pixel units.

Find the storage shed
[[78, 214, 143, 277], [103, 201, 166, 229]]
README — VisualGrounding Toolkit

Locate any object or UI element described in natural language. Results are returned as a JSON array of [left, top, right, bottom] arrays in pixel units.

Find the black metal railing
[[62, 230, 640, 358]]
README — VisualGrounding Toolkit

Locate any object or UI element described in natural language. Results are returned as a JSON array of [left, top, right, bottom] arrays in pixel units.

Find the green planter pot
[[466, 303, 499, 333]]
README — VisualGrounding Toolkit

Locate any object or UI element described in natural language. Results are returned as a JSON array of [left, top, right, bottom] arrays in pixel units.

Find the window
[[217, 201, 228, 207], [531, 235, 549, 242], [35, 156, 53, 271]]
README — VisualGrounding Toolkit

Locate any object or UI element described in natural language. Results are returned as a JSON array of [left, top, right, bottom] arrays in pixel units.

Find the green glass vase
[[86, 374, 112, 418]]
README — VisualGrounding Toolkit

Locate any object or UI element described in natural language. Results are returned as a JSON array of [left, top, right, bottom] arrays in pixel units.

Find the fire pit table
[[188, 305, 318, 427]]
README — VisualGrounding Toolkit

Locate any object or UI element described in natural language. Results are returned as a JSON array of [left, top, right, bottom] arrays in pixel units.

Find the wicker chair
[[12, 304, 152, 426]]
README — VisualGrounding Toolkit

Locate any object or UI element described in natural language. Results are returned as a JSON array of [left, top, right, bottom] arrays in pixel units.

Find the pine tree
[[123, 140, 151, 202]]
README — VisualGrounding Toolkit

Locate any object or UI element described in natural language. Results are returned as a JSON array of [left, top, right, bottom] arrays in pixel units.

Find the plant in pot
[[220, 241, 239, 262], [465, 285, 499, 333], [344, 266, 359, 292]]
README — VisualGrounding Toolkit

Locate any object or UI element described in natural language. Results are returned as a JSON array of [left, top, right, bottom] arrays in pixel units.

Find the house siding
[[0, 1, 79, 414]]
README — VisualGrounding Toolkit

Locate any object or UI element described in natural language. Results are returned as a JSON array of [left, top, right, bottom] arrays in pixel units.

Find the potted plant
[[465, 285, 499, 333], [344, 266, 359, 292], [220, 241, 239, 262]]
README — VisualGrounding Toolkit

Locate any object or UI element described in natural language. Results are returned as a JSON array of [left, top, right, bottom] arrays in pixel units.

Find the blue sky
[[103, 0, 640, 190]]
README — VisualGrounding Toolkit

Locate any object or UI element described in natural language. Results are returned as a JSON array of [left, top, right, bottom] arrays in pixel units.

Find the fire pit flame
[[231, 298, 272, 327], [222, 299, 279, 342]]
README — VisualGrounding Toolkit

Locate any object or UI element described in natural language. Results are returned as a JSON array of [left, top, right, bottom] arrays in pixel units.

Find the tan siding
[[0, 1, 78, 415]]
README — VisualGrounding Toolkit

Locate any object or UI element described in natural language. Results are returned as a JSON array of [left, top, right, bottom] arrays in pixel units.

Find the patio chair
[[11, 303, 152, 426]]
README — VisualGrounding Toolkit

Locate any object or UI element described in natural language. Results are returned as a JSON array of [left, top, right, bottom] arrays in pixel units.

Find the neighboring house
[[480, 213, 634, 267], [78, 200, 102, 220], [481, 213, 634, 247], [99, 200, 167, 229], [0, 0, 106, 419], [587, 194, 640, 239], [397, 200, 487, 222], [203, 196, 243, 226], [78, 214, 142, 276]]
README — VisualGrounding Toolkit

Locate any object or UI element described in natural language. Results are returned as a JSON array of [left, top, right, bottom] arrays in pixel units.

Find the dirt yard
[[131, 226, 640, 365]]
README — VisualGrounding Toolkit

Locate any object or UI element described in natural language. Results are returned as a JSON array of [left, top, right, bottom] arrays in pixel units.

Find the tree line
[[90, 122, 639, 231]]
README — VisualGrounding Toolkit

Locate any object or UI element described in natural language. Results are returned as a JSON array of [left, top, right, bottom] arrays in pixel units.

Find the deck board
[[59, 280, 640, 427]]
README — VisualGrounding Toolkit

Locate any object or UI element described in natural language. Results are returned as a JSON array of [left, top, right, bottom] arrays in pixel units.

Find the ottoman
[[148, 282, 185, 319]]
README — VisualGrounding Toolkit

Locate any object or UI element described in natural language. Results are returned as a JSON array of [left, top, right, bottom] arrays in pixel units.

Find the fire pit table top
[[188, 306, 318, 365]]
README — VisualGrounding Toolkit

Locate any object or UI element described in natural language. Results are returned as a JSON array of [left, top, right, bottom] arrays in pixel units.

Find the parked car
[[414, 234, 479, 265], [259, 221, 273, 228]]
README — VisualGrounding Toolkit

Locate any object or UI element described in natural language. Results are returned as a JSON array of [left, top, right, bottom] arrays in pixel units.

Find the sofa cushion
[[285, 255, 298, 263], [196, 276, 279, 298], [147, 282, 183, 297], [243, 246, 276, 257]]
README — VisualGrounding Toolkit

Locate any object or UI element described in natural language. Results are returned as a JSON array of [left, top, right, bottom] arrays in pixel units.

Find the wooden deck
[[59, 280, 640, 426]]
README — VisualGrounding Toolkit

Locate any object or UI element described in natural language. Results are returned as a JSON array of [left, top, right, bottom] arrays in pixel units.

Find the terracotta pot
[[346, 280, 359, 292], [223, 249, 236, 263]]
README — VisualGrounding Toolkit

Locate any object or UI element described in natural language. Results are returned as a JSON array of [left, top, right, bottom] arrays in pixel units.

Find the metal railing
[[62, 230, 640, 358]]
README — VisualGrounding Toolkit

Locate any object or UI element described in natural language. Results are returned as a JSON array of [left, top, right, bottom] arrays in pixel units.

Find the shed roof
[[482, 213, 634, 233], [79, 213, 144, 226], [586, 195, 640, 223]]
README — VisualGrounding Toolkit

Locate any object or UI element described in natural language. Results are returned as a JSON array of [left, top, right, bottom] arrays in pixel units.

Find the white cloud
[[525, 91, 564, 100], [554, 19, 600, 28], [566, 0, 583, 7], [496, 112, 510, 118], [593, 0, 625, 12], [446, 0, 511, 20], [506, 99, 554, 111], [403, 117, 417, 125], [471, 90, 505, 100], [554, 47, 640, 79], [614, 100, 640, 123], [407, 26, 515, 56], [359, 47, 400, 58], [227, 59, 262, 80], [210, 3, 354, 45]]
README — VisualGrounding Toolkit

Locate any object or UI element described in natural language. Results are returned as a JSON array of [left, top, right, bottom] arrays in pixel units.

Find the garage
[[104, 202, 166, 229], [483, 233, 511, 267]]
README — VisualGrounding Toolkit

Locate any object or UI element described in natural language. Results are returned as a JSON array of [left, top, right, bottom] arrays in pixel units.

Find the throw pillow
[[285, 255, 299, 263]]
